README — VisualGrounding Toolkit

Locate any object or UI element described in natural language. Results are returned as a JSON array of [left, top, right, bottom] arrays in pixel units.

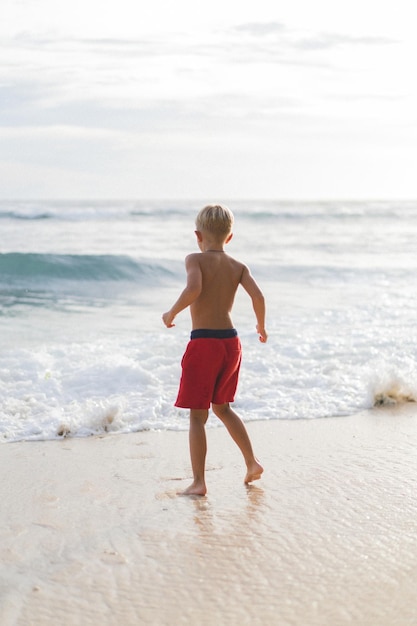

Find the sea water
[[1, 199, 417, 442]]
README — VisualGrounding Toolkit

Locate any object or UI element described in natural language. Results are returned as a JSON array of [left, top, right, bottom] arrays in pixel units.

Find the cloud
[[9, 31, 168, 59], [2, 18, 396, 113], [0, 21, 398, 142], [1, 5, 415, 199], [231, 20, 397, 51], [0, 124, 118, 140], [295, 32, 398, 51], [0, 15, 403, 128], [234, 22, 287, 36]]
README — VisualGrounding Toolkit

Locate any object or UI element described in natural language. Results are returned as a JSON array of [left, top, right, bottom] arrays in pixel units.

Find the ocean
[[1, 199, 417, 442]]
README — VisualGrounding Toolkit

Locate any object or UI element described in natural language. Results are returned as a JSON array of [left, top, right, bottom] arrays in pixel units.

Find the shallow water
[[1, 199, 417, 441]]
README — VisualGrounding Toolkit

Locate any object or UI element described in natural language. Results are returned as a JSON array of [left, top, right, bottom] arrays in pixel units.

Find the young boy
[[162, 204, 267, 496]]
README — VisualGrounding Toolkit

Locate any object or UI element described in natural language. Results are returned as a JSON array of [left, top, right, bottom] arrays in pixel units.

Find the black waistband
[[190, 328, 238, 340]]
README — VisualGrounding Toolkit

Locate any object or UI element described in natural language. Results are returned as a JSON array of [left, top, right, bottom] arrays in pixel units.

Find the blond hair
[[195, 204, 234, 239]]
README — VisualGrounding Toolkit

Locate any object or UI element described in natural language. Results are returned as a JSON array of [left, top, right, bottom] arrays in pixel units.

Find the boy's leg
[[212, 403, 263, 484], [182, 408, 209, 496]]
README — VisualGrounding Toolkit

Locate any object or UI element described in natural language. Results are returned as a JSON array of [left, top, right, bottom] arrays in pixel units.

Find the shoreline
[[2, 406, 417, 625]]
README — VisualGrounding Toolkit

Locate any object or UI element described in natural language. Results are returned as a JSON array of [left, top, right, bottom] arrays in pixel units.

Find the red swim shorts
[[175, 330, 242, 410]]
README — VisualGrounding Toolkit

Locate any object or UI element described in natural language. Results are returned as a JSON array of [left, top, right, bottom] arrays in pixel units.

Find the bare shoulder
[[220, 253, 245, 268], [185, 253, 201, 266], [237, 260, 251, 280], [217, 253, 248, 279], [239, 261, 263, 295]]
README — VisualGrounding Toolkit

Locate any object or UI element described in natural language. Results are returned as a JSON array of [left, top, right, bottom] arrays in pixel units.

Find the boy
[[162, 205, 267, 496]]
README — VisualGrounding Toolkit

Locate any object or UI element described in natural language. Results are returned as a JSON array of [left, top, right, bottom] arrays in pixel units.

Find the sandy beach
[[2, 405, 417, 626]]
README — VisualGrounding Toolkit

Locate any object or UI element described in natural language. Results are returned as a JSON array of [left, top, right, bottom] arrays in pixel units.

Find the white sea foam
[[2, 323, 417, 442]]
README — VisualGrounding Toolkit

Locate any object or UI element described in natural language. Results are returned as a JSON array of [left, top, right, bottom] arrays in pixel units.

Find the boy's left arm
[[162, 254, 202, 328], [240, 265, 268, 343]]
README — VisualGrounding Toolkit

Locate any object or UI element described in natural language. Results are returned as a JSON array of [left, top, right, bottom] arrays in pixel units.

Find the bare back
[[188, 251, 244, 330]]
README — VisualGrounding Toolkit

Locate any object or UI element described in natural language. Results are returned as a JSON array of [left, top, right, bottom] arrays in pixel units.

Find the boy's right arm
[[240, 265, 268, 343], [162, 254, 202, 328]]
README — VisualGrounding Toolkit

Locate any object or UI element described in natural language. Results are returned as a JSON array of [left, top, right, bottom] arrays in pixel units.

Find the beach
[[2, 405, 417, 626]]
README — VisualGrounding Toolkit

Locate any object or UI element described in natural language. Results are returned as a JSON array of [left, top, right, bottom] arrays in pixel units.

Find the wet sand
[[1, 405, 417, 625]]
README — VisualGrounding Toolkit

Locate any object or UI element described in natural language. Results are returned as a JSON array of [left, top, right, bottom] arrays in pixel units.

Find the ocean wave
[[0, 201, 191, 222], [1, 200, 417, 223], [0, 210, 53, 220], [0, 252, 408, 294], [0, 253, 180, 284]]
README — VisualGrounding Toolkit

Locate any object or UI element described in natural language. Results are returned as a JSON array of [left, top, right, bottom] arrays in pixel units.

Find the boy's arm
[[162, 254, 202, 328], [240, 265, 268, 343]]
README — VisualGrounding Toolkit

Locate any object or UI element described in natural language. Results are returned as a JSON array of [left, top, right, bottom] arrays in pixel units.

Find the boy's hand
[[162, 311, 176, 328], [257, 325, 268, 343]]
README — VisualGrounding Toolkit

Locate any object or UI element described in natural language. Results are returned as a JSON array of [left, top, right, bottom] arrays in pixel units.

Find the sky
[[1, 0, 416, 200]]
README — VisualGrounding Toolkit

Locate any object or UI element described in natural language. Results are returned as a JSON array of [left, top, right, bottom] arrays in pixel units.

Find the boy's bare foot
[[180, 480, 207, 496], [244, 460, 264, 484]]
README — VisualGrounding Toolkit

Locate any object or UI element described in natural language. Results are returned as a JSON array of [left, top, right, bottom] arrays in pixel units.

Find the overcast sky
[[1, 0, 416, 200]]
